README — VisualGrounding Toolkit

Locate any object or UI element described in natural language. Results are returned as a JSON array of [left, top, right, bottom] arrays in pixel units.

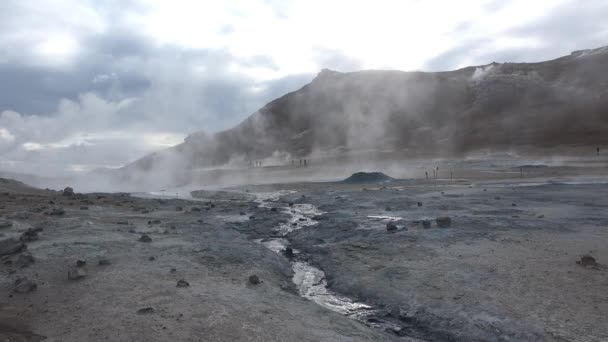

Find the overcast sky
[[0, 0, 607, 177]]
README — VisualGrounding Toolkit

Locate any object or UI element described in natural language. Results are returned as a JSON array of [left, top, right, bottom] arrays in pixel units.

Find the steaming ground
[[1, 160, 608, 341]]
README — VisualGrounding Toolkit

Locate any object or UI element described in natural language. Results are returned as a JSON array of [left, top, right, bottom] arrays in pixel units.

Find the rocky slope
[[119, 46, 608, 182]]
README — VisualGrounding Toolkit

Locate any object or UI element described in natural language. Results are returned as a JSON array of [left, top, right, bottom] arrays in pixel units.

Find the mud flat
[[1, 162, 608, 341]]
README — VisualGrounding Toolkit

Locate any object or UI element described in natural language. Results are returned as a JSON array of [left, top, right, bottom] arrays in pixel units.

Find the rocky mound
[[341, 172, 394, 184]]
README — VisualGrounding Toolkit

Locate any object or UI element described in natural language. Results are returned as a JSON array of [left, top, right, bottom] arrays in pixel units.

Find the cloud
[[0, 0, 606, 178]]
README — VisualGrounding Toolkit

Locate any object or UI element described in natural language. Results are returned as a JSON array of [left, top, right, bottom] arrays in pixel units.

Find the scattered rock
[[138, 234, 152, 243], [436, 217, 452, 228], [15, 253, 35, 268], [98, 258, 111, 266], [422, 220, 432, 229], [176, 279, 190, 288], [67, 266, 87, 280], [248, 274, 261, 285], [14, 277, 37, 293], [19, 228, 39, 242], [49, 208, 65, 216], [137, 307, 155, 315], [284, 247, 294, 259], [0, 238, 25, 256], [577, 255, 598, 268], [386, 222, 398, 233]]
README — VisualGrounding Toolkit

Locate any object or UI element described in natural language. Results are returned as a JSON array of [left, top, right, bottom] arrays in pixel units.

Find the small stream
[[252, 191, 404, 332]]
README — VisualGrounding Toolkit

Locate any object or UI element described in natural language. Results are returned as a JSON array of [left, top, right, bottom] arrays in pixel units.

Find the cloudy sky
[[0, 0, 607, 177]]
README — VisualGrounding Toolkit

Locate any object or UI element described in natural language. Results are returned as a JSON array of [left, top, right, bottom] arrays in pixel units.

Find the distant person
[[304, 159, 307, 167]]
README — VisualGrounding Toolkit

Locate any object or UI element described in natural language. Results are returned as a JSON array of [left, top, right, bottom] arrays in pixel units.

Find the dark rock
[[148, 256, 156, 261], [170, 268, 177, 273], [137, 307, 155, 314], [248, 274, 261, 285], [385, 206, 392, 211], [176, 206, 183, 211], [342, 172, 394, 184], [422, 220, 432, 229], [239, 211, 246, 216], [49, 208, 65, 216], [116, 221, 129, 225], [0, 238, 25, 256], [176, 279, 190, 288], [270, 207, 278, 212], [190, 207, 201, 212], [98, 258, 111, 266], [494, 196, 501, 200], [577, 255, 598, 268], [512, 203, 517, 207], [76, 260, 86, 267], [67, 266, 87, 280], [288, 202, 294, 207], [417, 202, 422, 207], [80, 206, 89, 210], [284, 247, 294, 259], [537, 214, 545, 218], [63, 187, 74, 196], [138, 234, 152, 243], [14, 277, 37, 293], [386, 222, 398, 233], [0, 219, 13, 229], [16, 253, 35, 268], [20, 228, 38, 242], [436, 217, 452, 228]]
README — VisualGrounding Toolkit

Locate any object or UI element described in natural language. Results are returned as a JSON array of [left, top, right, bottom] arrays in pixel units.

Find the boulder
[[577, 255, 598, 268], [20, 228, 38, 242], [436, 217, 452, 228], [67, 266, 87, 280], [63, 187, 75, 196]]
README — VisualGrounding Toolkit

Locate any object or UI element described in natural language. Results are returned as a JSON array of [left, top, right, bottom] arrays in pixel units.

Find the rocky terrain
[[110, 46, 608, 188], [2, 159, 607, 341]]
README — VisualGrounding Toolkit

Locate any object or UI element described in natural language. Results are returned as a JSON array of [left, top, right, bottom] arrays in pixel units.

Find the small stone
[[16, 253, 35, 268], [422, 220, 432, 229], [138, 234, 152, 243], [288, 202, 294, 207], [50, 208, 65, 216], [0, 238, 25, 256], [385, 206, 392, 211], [137, 307, 155, 315], [270, 207, 278, 212], [148, 256, 156, 261], [436, 217, 452, 228], [248, 274, 261, 285], [80, 206, 89, 210], [14, 277, 37, 293], [494, 196, 501, 200], [284, 247, 294, 259], [511, 203, 517, 207], [176, 206, 183, 211], [176, 279, 190, 288], [98, 259, 111, 266], [68, 266, 87, 280], [577, 255, 597, 268], [537, 214, 545, 218], [386, 222, 398, 233], [170, 268, 177, 273], [63, 187, 75, 196], [19, 228, 38, 242]]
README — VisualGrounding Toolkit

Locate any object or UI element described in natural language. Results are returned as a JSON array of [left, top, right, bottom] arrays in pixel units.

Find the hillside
[[120, 46, 608, 180]]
